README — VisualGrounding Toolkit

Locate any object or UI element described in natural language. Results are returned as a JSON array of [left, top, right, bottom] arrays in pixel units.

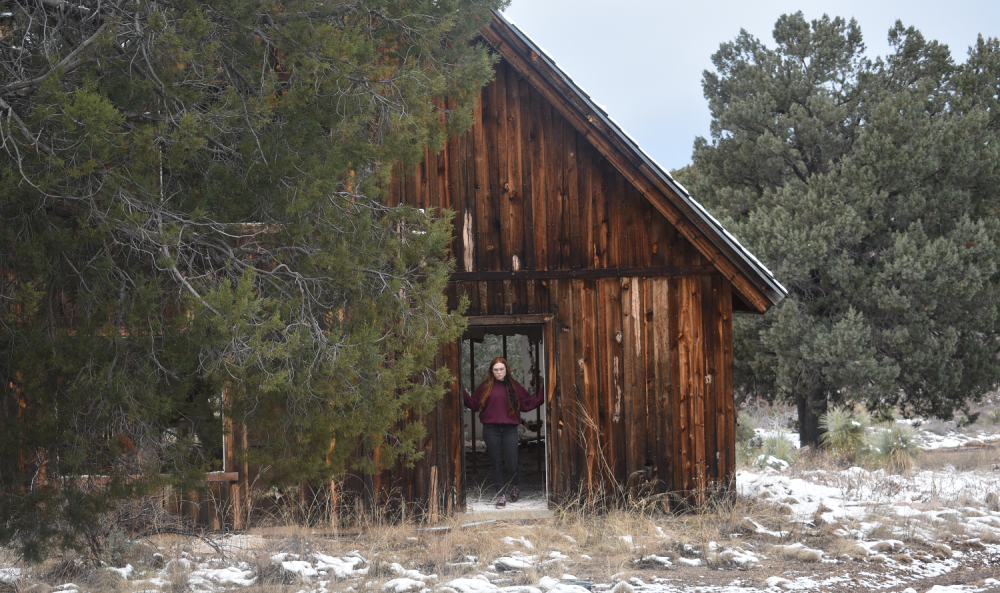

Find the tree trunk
[[795, 390, 826, 448]]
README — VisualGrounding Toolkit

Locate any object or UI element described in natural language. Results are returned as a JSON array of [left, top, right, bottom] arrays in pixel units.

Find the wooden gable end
[[387, 57, 708, 277], [387, 17, 780, 314]]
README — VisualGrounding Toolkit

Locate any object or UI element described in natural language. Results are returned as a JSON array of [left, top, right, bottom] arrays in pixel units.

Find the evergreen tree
[[0, 0, 503, 558], [679, 13, 1000, 446]]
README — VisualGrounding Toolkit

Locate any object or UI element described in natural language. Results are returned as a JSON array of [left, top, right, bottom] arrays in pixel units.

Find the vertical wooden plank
[[615, 171, 630, 269], [594, 279, 612, 492], [603, 161, 622, 268], [482, 72, 502, 272], [503, 70, 529, 307], [235, 426, 248, 529], [719, 278, 736, 486], [416, 151, 428, 210], [528, 86, 549, 270], [404, 160, 418, 208], [651, 278, 672, 494], [436, 352, 448, 513], [556, 279, 576, 494], [593, 156, 609, 269], [518, 76, 536, 271], [450, 129, 469, 272], [702, 275, 720, 486], [620, 276, 647, 490], [477, 281, 489, 318], [570, 279, 586, 493], [439, 124, 451, 213], [599, 279, 626, 490], [222, 387, 235, 527], [579, 279, 600, 495], [647, 201, 669, 267], [543, 314, 558, 500], [579, 143, 596, 269], [631, 186, 652, 268], [473, 86, 490, 273], [676, 276, 706, 500], [544, 100, 563, 271], [490, 61, 509, 272], [667, 277, 685, 496], [566, 124, 581, 269], [504, 63, 525, 274], [429, 465, 439, 523], [641, 277, 656, 481]]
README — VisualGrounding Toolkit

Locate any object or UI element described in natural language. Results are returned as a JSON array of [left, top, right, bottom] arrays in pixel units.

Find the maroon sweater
[[463, 381, 544, 425]]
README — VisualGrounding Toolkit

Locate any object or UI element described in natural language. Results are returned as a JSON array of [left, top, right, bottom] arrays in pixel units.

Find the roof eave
[[488, 11, 786, 312]]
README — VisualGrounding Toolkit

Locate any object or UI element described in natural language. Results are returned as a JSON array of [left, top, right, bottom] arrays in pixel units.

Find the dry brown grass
[[917, 444, 999, 472]]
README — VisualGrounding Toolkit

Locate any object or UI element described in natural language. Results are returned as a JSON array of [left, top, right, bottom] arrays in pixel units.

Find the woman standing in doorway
[[463, 357, 544, 508]]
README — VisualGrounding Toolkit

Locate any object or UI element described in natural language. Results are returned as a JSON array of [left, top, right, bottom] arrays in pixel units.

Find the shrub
[[987, 409, 1000, 425], [754, 432, 799, 470], [862, 423, 921, 472], [957, 412, 980, 427], [820, 407, 870, 459], [872, 405, 897, 423], [735, 413, 762, 466], [736, 413, 756, 443]]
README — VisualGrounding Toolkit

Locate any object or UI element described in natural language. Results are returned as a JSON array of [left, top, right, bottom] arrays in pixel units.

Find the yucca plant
[[754, 432, 800, 470], [862, 423, 921, 473], [987, 409, 1000, 425], [820, 407, 871, 459]]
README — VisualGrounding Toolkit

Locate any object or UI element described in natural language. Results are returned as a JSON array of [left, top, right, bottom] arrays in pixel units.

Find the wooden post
[[208, 484, 221, 530], [533, 338, 543, 472], [186, 491, 200, 525], [222, 387, 246, 530], [429, 465, 439, 523], [470, 341, 477, 473], [232, 425, 248, 530], [328, 438, 338, 528]]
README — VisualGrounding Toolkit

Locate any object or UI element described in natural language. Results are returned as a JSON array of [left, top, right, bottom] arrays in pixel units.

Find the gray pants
[[482, 423, 520, 494]]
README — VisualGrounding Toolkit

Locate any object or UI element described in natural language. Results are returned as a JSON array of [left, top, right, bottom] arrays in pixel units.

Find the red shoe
[[510, 486, 520, 502], [496, 494, 506, 509]]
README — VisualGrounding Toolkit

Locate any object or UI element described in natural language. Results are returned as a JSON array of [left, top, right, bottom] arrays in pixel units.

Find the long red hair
[[477, 357, 520, 418]]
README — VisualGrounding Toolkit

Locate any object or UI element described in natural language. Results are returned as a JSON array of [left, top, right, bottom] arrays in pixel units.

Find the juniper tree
[[679, 13, 1000, 446], [0, 0, 503, 559]]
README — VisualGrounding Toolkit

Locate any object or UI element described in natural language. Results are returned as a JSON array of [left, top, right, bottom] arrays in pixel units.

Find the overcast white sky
[[501, 1, 1000, 172]]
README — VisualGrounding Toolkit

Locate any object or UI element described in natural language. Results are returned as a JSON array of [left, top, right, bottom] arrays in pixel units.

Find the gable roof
[[482, 12, 786, 313]]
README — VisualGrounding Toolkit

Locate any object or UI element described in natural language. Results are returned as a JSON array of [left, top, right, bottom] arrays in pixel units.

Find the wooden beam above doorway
[[450, 265, 718, 283], [466, 314, 552, 326]]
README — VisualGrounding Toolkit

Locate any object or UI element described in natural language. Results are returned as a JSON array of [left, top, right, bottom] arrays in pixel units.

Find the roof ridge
[[490, 10, 787, 307]]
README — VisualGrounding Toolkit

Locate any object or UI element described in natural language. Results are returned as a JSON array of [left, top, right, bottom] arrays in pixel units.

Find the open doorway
[[460, 324, 547, 512]]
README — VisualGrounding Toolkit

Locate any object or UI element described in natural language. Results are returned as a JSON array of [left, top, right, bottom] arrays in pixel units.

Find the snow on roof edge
[[492, 11, 787, 301]]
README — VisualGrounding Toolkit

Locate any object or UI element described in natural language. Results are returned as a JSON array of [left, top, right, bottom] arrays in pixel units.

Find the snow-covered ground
[[4, 422, 1000, 592], [756, 424, 1000, 452]]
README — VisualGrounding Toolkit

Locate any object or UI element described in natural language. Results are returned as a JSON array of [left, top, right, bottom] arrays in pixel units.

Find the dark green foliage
[[679, 13, 1000, 446], [0, 0, 504, 559]]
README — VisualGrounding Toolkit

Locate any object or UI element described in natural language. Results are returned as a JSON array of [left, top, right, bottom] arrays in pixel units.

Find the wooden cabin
[[155, 12, 785, 527], [360, 12, 786, 515]]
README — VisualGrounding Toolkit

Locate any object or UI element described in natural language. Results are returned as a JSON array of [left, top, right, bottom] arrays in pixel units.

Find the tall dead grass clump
[[863, 423, 921, 472]]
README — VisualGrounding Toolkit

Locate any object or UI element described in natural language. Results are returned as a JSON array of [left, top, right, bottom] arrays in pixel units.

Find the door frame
[[458, 314, 554, 509]]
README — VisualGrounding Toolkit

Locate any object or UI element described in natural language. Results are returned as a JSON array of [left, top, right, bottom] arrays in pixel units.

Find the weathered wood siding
[[386, 59, 706, 275], [375, 56, 737, 506]]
